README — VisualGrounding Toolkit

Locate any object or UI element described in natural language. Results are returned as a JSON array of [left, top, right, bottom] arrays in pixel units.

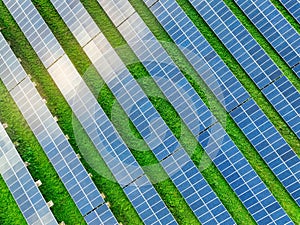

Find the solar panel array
[[234, 0, 300, 78], [0, 123, 58, 225], [145, 0, 300, 208], [0, 31, 118, 224], [1, 0, 299, 224], [98, 0, 294, 223], [48, 55, 176, 225], [279, 0, 300, 24], [51, 1, 235, 223], [186, 0, 300, 138], [3, 1, 177, 224]]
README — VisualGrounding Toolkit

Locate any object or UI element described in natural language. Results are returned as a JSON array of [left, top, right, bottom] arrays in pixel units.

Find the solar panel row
[[234, 0, 300, 78], [279, 0, 300, 24], [145, 0, 300, 208], [262, 76, 300, 138], [0, 123, 58, 225], [52, 1, 234, 223], [99, 0, 294, 223], [3, 1, 177, 224], [187, 0, 300, 138], [0, 32, 118, 224]]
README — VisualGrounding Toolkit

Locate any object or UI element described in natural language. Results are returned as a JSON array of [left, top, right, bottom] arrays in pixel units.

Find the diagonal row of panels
[[187, 0, 300, 139], [279, 0, 300, 23]]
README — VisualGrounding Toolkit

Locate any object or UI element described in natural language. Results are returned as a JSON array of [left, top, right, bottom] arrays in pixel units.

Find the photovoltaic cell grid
[[234, 0, 300, 78], [0, 8, 118, 224], [189, 0, 282, 89], [279, 0, 300, 24], [3, 1, 177, 223], [187, 0, 300, 138], [0, 123, 58, 225], [98, 0, 293, 223], [52, 1, 234, 224], [0, 37, 26, 91], [198, 123, 294, 225], [145, 0, 300, 208], [231, 99, 300, 203]]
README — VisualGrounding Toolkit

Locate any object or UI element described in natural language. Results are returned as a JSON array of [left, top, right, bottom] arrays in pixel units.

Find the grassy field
[[0, 0, 299, 224]]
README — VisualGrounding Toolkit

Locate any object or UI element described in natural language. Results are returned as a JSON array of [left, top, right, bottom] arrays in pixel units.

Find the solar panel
[[3, 1, 176, 223], [185, 0, 300, 138], [4, 1, 64, 69], [98, 0, 293, 223], [279, 0, 300, 24], [0, 123, 58, 225], [230, 99, 300, 206], [145, 0, 250, 113], [234, 0, 300, 78], [144, 0, 300, 208], [50, 1, 234, 223], [262, 76, 300, 139]]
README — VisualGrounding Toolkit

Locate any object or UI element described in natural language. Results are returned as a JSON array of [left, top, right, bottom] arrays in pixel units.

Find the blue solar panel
[[235, 0, 300, 75], [124, 175, 177, 225], [84, 204, 120, 225], [230, 99, 300, 206], [52, 1, 234, 223], [160, 149, 235, 225], [144, 0, 300, 208], [262, 76, 300, 138], [279, 0, 300, 24], [186, 0, 300, 138], [0, 123, 58, 225]]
